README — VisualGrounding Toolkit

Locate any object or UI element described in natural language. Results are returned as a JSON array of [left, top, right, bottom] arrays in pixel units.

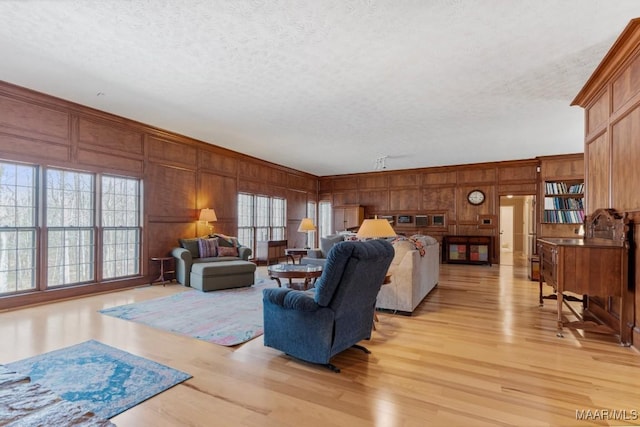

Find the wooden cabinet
[[571, 19, 640, 347], [333, 205, 364, 232], [537, 209, 632, 345], [443, 235, 492, 266], [255, 240, 287, 265]]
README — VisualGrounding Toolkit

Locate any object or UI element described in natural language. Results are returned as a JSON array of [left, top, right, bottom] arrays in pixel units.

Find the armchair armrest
[[171, 247, 193, 286], [238, 246, 252, 261], [263, 288, 319, 312]]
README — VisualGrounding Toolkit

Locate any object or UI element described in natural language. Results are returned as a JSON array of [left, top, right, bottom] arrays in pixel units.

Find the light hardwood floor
[[1, 263, 639, 427]]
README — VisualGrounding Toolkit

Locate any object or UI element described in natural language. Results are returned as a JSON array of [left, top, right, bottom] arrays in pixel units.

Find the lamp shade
[[199, 208, 217, 222], [297, 217, 316, 232], [356, 218, 396, 239]]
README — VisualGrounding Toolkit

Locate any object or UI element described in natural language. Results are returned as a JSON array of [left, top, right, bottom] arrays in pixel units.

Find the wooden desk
[[537, 209, 632, 345]]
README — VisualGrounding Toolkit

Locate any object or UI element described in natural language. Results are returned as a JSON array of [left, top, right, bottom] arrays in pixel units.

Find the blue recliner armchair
[[262, 239, 394, 372]]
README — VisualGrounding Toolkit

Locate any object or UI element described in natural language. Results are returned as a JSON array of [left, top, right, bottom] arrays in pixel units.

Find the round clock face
[[467, 190, 485, 205]]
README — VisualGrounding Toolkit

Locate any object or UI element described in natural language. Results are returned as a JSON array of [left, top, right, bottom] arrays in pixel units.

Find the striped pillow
[[198, 238, 218, 258]]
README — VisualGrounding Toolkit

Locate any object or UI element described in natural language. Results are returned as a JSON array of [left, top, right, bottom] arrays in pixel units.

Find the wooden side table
[[285, 248, 308, 264], [150, 257, 175, 286]]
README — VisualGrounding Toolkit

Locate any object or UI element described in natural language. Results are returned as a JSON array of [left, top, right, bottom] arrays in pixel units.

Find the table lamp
[[199, 208, 217, 235], [298, 218, 316, 249], [356, 216, 396, 239]]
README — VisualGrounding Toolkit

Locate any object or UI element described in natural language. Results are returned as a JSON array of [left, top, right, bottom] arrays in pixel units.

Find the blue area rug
[[100, 279, 276, 346], [6, 340, 191, 420]]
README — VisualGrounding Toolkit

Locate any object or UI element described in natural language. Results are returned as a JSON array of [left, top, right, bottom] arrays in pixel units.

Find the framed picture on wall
[[415, 215, 428, 226], [431, 214, 446, 227], [397, 215, 412, 224], [377, 215, 394, 221]]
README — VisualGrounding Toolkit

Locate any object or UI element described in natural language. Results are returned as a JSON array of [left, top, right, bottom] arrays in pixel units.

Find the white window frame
[[0, 161, 37, 294], [101, 175, 142, 280], [318, 200, 332, 238], [46, 168, 95, 287], [237, 192, 287, 255]]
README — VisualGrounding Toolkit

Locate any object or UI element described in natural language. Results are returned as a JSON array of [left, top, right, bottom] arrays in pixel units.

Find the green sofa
[[171, 235, 254, 290]]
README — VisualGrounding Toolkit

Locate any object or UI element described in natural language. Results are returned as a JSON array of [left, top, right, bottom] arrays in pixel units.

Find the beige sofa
[[376, 235, 439, 314]]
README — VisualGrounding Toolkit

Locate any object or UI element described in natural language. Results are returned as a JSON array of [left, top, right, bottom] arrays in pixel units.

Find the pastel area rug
[[6, 340, 191, 420], [100, 279, 276, 346]]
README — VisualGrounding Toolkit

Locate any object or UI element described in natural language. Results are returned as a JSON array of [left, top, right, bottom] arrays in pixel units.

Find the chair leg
[[325, 363, 341, 373], [351, 344, 372, 354]]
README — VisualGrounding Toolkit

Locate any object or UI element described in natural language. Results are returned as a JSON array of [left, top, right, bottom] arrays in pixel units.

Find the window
[[237, 193, 287, 255], [0, 160, 143, 295], [318, 201, 332, 238], [305, 201, 317, 248], [102, 176, 141, 279], [271, 197, 286, 240], [0, 162, 37, 294], [237, 193, 254, 253], [46, 169, 95, 287]]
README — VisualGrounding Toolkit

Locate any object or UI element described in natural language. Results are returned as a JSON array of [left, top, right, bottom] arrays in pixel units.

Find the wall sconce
[[199, 208, 217, 235], [297, 218, 316, 249]]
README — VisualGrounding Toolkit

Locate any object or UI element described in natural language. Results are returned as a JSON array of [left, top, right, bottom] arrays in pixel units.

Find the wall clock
[[467, 189, 485, 205]]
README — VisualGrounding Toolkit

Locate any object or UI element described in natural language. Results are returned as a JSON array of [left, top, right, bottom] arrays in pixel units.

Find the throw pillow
[[217, 246, 239, 257], [211, 233, 239, 248], [179, 238, 200, 258], [198, 238, 218, 258]]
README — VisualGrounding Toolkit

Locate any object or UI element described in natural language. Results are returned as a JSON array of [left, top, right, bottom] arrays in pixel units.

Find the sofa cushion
[[179, 238, 200, 258], [320, 234, 344, 257], [391, 240, 415, 266], [191, 260, 256, 277], [412, 234, 438, 246], [217, 246, 239, 257], [198, 237, 218, 258], [392, 236, 426, 257]]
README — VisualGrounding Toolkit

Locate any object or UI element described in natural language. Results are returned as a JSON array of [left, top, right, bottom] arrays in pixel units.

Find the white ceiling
[[1, 1, 639, 176]]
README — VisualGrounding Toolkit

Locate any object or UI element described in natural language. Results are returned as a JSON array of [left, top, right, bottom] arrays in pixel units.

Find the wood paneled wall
[[319, 158, 540, 264], [572, 18, 640, 347], [0, 81, 316, 309]]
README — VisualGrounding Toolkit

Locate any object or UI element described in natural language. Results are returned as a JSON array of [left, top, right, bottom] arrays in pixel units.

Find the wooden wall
[[572, 18, 640, 347], [319, 158, 540, 264], [0, 81, 316, 309]]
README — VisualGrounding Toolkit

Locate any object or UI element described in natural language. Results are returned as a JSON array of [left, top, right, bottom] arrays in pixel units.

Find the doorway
[[499, 195, 535, 267]]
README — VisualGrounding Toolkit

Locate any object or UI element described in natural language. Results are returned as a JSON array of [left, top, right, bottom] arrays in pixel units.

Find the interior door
[[500, 205, 514, 252]]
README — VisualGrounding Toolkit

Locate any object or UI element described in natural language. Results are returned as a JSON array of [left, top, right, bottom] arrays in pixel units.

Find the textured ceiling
[[1, 1, 639, 176]]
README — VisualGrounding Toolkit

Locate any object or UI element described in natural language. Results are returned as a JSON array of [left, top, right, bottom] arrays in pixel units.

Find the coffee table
[[267, 263, 323, 290]]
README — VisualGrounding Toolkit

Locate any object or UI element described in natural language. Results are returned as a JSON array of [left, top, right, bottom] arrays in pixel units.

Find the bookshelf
[[542, 180, 584, 225]]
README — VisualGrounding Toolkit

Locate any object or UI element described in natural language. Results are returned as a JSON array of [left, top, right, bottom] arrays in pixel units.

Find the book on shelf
[[544, 182, 584, 195], [543, 209, 585, 223], [544, 197, 584, 210]]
